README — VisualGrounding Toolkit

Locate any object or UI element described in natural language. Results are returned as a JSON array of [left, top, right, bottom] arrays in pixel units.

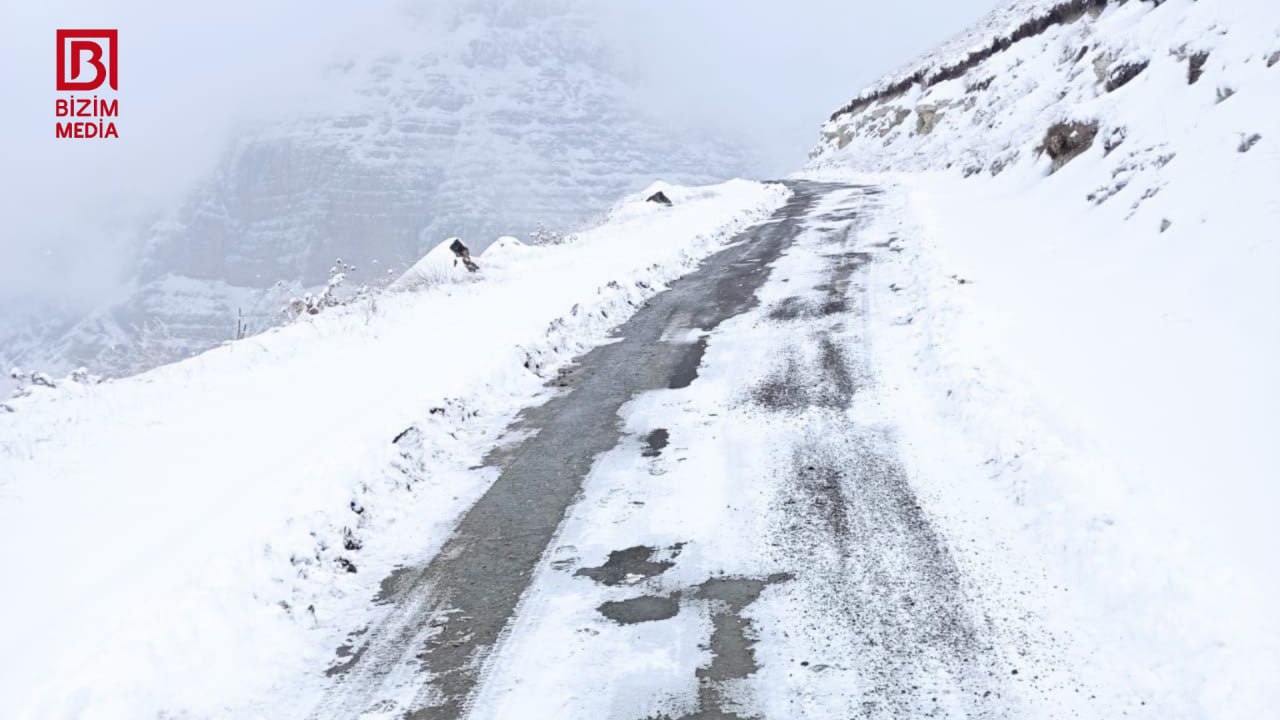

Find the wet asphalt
[[312, 182, 845, 719]]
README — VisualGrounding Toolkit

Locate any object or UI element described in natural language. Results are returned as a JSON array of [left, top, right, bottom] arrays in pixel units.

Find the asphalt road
[[310, 181, 1008, 719], [311, 183, 831, 718]]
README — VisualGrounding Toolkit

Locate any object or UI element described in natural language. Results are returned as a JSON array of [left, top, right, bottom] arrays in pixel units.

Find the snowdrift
[[388, 237, 480, 292], [805, 0, 1279, 716]]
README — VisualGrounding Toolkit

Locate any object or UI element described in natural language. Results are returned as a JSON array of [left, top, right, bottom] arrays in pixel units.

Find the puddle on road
[[642, 429, 670, 458], [634, 573, 793, 720], [575, 544, 684, 586], [668, 336, 710, 389], [598, 594, 681, 625], [694, 573, 793, 684]]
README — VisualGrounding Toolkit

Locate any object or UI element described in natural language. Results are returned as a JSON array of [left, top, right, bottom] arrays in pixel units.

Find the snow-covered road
[[313, 182, 1032, 719]]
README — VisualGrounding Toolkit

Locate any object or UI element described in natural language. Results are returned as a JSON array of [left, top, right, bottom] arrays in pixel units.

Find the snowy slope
[[805, 0, 1279, 716], [0, 180, 788, 720], [5, 0, 753, 387]]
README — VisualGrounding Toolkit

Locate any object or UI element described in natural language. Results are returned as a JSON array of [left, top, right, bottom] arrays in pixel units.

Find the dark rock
[[1105, 60, 1148, 92], [1037, 120, 1100, 171], [1188, 51, 1209, 84], [449, 238, 480, 272], [646, 190, 673, 206], [1238, 133, 1262, 153]]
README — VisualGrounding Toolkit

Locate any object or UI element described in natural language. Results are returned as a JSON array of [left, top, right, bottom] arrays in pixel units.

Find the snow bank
[[804, 0, 1279, 715], [481, 235, 530, 262], [387, 237, 478, 291], [859, 179, 1279, 717], [0, 179, 789, 720]]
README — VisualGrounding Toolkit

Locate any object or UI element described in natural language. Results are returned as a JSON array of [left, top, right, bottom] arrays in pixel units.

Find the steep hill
[[805, 0, 1279, 716]]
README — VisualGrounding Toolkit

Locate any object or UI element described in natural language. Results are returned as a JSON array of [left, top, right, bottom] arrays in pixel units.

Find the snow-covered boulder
[[480, 235, 532, 269], [388, 237, 479, 292], [606, 181, 699, 224], [646, 190, 673, 206]]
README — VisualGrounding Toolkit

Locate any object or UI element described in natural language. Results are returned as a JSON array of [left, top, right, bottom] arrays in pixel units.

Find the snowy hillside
[[805, 0, 1279, 716], [0, 180, 788, 719], [2, 0, 752, 387]]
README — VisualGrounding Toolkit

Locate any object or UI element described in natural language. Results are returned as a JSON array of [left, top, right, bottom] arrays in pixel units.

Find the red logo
[[57, 29, 117, 91], [54, 29, 120, 139]]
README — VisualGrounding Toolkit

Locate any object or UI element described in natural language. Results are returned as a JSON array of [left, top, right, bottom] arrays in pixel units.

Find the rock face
[[808, 0, 1272, 180], [1038, 119, 1100, 171], [6, 0, 752, 380]]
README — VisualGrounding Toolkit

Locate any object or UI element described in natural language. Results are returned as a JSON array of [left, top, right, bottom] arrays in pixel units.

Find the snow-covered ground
[[0, 180, 788, 720], [801, 0, 1280, 715], [853, 177, 1279, 717]]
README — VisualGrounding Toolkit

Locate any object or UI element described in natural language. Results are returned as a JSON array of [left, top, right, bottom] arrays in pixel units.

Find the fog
[[601, 2, 1000, 174], [0, 0, 997, 317]]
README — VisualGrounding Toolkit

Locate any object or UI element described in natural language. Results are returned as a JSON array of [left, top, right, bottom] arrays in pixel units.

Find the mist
[[602, 1, 1001, 175], [0, 0, 998, 318]]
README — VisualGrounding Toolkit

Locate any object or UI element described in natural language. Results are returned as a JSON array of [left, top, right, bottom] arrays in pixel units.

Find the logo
[[57, 29, 117, 91], [55, 29, 120, 139]]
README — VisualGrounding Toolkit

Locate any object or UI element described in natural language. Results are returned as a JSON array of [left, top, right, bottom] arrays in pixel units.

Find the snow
[[854, 176, 1280, 717], [467, 185, 1058, 718], [481, 235, 531, 263], [387, 237, 478, 291], [0, 179, 788, 720], [802, 0, 1280, 715]]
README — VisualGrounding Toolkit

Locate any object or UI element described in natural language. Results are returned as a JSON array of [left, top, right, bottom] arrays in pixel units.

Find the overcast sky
[[0, 0, 997, 314]]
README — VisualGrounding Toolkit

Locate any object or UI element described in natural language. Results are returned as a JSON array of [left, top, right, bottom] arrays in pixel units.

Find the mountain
[[1, 0, 754, 385]]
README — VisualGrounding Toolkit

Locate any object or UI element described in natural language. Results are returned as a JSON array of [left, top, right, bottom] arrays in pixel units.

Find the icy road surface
[[314, 182, 1030, 719]]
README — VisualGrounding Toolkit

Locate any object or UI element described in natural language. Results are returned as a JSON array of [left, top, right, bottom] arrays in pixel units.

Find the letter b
[[57, 30, 117, 91]]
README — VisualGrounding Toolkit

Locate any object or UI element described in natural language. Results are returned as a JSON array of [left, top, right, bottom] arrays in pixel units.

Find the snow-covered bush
[[480, 235, 533, 270], [527, 224, 576, 246], [284, 259, 377, 320], [4, 366, 104, 412]]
